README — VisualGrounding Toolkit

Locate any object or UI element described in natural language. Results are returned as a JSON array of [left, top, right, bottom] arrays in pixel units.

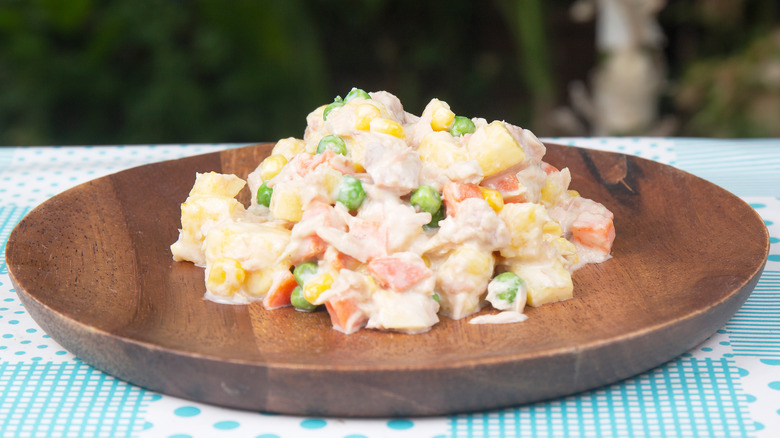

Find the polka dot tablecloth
[[1, 138, 779, 438]]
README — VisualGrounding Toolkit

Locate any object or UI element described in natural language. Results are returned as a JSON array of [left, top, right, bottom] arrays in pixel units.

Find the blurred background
[[1, 0, 778, 146]]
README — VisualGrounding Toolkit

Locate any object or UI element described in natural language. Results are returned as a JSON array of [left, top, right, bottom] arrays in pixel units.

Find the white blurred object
[[564, 0, 670, 135]]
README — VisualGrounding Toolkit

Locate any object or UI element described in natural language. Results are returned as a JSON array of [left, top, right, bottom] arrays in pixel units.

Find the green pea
[[291, 285, 317, 311], [423, 204, 446, 230], [256, 182, 273, 207], [293, 261, 318, 286], [323, 101, 344, 120], [492, 272, 525, 303], [323, 96, 344, 120], [448, 116, 476, 137], [345, 87, 371, 102], [410, 185, 442, 215], [336, 175, 366, 211], [316, 135, 348, 156]]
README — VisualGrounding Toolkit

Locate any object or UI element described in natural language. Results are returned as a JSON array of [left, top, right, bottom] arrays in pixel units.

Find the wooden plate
[[6, 143, 769, 417]]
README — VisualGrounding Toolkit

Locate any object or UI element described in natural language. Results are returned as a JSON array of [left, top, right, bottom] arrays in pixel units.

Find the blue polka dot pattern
[[213, 420, 240, 430], [174, 406, 201, 417], [300, 418, 327, 429], [387, 419, 414, 430], [768, 381, 780, 390]]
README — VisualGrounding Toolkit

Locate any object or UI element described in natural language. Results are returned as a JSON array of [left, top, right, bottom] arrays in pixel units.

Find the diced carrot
[[325, 297, 367, 334], [540, 161, 558, 175], [262, 270, 297, 309], [367, 256, 432, 292], [572, 215, 615, 253], [289, 235, 328, 265], [481, 173, 526, 203], [442, 182, 483, 216], [443, 182, 482, 202]]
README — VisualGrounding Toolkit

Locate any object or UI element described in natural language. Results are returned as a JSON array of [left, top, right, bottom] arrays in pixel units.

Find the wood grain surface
[[6, 143, 770, 417]]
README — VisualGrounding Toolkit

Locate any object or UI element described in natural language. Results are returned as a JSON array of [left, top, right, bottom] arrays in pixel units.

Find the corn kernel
[[430, 107, 455, 131], [260, 154, 288, 181], [421, 255, 431, 268], [355, 103, 380, 131], [567, 190, 580, 197], [207, 257, 245, 297], [479, 187, 504, 212], [303, 272, 334, 303], [542, 221, 563, 237], [422, 99, 454, 131], [369, 117, 405, 137]]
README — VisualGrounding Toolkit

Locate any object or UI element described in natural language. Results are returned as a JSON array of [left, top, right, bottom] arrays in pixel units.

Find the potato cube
[[417, 131, 468, 169], [506, 260, 573, 306], [466, 121, 526, 177], [271, 137, 306, 161], [499, 203, 549, 260], [435, 246, 495, 319], [269, 183, 303, 222], [189, 172, 245, 198]]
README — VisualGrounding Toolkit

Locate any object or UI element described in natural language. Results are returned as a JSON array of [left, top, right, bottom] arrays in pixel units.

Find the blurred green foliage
[[663, 0, 780, 137], [0, 0, 331, 145], [3, 0, 572, 146], [3, 0, 776, 145]]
